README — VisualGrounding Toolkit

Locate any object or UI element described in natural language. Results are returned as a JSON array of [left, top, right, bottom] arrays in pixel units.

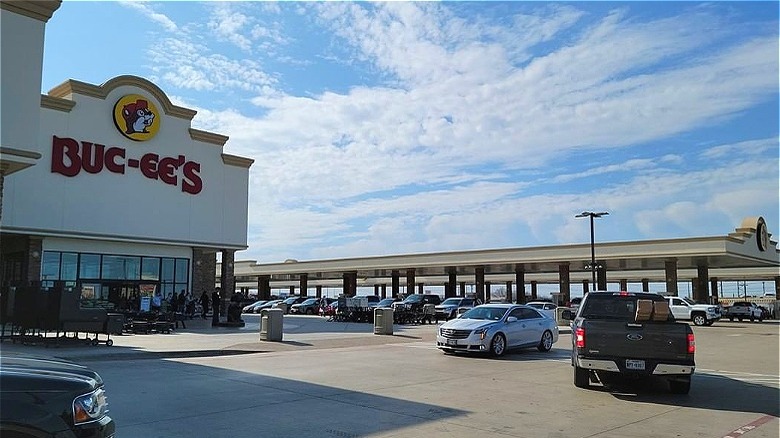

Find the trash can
[[260, 308, 283, 341], [274, 302, 288, 314], [374, 308, 393, 335]]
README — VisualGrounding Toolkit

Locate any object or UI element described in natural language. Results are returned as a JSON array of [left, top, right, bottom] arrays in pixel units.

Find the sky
[[41, 1, 779, 275]]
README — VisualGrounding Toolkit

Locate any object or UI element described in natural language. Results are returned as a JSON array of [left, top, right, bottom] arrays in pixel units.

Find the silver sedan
[[436, 304, 559, 357]]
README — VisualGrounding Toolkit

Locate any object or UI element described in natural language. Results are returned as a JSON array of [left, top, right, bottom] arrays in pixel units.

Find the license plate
[[626, 359, 645, 370], [446, 339, 458, 346]]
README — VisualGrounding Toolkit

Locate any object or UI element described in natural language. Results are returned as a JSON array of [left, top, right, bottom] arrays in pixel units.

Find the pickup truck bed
[[564, 292, 695, 394]]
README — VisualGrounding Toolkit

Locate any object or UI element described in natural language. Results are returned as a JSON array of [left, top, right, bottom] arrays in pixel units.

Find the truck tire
[[574, 365, 590, 388], [669, 376, 691, 394], [692, 313, 706, 326]]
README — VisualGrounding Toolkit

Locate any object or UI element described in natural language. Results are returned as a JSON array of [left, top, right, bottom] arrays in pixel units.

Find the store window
[[61, 252, 78, 281], [80, 254, 101, 279], [41, 251, 60, 285], [102, 255, 141, 280], [142, 257, 160, 281], [38, 251, 191, 312]]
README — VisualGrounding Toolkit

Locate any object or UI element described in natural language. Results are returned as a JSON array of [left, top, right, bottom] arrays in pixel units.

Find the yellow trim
[[0, 1, 62, 22], [0, 147, 42, 160], [40, 94, 75, 112], [222, 154, 254, 169], [47, 75, 197, 120], [189, 128, 229, 146]]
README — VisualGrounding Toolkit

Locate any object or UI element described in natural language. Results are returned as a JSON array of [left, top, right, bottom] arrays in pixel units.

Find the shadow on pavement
[[599, 373, 779, 417], [89, 357, 468, 437]]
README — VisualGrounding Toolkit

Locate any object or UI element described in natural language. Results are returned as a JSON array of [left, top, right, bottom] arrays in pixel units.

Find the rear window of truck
[[580, 294, 663, 321]]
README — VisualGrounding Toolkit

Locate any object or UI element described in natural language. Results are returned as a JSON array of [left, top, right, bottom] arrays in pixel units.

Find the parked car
[[254, 299, 283, 313], [434, 297, 476, 320], [392, 293, 442, 311], [562, 291, 695, 394], [376, 297, 400, 308], [277, 296, 308, 314], [0, 352, 115, 437], [723, 301, 764, 322], [242, 300, 267, 313], [290, 298, 322, 315], [437, 304, 559, 357], [526, 301, 558, 319], [360, 295, 381, 309], [666, 296, 721, 326]]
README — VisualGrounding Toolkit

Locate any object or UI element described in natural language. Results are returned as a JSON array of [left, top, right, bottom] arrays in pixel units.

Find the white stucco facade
[[2, 76, 252, 251]]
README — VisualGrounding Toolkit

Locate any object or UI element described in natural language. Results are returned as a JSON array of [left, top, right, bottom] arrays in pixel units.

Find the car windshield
[[461, 306, 507, 321], [301, 298, 318, 305], [527, 303, 544, 309], [682, 298, 697, 305], [377, 299, 395, 306], [441, 298, 461, 305], [403, 295, 423, 303]]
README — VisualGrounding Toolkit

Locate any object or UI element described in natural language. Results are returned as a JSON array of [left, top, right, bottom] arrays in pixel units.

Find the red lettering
[[181, 161, 202, 194], [50, 135, 204, 195], [158, 156, 178, 185], [140, 153, 159, 180], [104, 147, 125, 174], [51, 136, 81, 177], [80, 142, 105, 174]]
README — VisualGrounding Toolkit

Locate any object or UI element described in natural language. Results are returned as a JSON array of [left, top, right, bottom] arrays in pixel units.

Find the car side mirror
[[506, 316, 518, 323], [561, 309, 573, 320]]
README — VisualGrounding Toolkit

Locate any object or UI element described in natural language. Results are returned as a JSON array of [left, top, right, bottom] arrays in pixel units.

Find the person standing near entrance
[[200, 291, 210, 319], [211, 288, 221, 326]]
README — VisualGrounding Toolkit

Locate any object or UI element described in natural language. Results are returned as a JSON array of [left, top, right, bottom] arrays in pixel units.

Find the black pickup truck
[[562, 291, 695, 394], [0, 352, 115, 437]]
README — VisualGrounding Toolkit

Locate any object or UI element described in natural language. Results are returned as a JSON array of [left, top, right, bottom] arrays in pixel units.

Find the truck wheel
[[669, 376, 691, 394], [692, 314, 706, 326], [574, 366, 590, 388], [489, 333, 506, 357]]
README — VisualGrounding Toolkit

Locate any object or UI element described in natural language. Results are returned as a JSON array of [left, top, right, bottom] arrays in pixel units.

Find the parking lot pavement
[[3, 318, 777, 438]]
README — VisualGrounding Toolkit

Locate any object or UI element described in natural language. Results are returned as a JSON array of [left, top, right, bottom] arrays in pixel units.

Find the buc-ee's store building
[[0, 1, 253, 311]]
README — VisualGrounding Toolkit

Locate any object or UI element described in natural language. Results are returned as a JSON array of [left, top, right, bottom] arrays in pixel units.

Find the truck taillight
[[687, 333, 695, 354], [575, 327, 585, 348]]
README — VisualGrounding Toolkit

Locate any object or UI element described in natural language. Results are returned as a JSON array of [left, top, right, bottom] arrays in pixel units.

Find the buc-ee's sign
[[49, 94, 203, 195], [51, 136, 203, 194]]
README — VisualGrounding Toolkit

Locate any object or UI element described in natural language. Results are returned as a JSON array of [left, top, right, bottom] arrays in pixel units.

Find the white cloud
[[119, 1, 178, 32], [700, 138, 778, 160], [128, 2, 777, 261]]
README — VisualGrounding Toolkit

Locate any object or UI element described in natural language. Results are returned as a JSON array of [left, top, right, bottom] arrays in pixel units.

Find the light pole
[[575, 211, 609, 292]]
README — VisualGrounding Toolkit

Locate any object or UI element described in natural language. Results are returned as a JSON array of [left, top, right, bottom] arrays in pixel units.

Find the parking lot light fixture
[[575, 211, 609, 292]]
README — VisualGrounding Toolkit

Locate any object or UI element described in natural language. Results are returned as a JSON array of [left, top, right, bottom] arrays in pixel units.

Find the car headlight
[[73, 387, 109, 425], [473, 327, 488, 340]]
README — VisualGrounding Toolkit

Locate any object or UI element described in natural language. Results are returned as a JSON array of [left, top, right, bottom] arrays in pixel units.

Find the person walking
[[200, 291, 210, 319]]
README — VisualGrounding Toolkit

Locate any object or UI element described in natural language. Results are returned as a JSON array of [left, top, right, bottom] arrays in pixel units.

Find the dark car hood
[[0, 352, 102, 393]]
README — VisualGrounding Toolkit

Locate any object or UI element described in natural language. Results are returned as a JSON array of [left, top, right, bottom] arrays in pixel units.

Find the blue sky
[[42, 1, 779, 270]]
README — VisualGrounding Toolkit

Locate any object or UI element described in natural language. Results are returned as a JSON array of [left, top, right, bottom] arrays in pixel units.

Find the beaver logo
[[113, 94, 160, 141]]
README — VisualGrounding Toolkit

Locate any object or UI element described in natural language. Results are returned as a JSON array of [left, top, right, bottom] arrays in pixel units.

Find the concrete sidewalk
[[0, 314, 571, 362]]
